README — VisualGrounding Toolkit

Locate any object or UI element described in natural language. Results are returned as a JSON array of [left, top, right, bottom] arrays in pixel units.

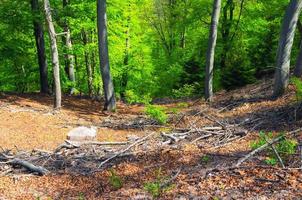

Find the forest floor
[[1, 77, 302, 199]]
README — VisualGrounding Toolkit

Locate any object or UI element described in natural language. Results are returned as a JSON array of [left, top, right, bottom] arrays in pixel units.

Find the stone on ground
[[67, 126, 97, 142]]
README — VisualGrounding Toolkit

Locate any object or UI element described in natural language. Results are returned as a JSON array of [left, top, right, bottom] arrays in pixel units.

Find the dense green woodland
[[0, 0, 300, 104]]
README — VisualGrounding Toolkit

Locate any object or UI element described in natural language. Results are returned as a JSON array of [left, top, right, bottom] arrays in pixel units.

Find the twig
[[264, 137, 285, 168], [191, 134, 212, 143]]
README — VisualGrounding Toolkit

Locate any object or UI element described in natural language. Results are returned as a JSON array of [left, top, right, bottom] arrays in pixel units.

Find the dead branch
[[264, 137, 285, 168], [236, 128, 302, 167], [9, 158, 49, 175], [161, 132, 180, 143], [98, 132, 156, 169], [54, 140, 79, 153], [67, 141, 129, 146]]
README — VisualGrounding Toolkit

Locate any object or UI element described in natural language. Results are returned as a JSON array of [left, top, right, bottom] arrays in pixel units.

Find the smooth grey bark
[[97, 0, 116, 111], [44, 0, 62, 109], [31, 0, 49, 94], [273, 0, 302, 97], [63, 0, 76, 95], [205, 0, 221, 102]]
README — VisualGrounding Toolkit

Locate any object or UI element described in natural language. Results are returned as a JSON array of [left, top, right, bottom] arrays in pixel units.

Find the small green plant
[[265, 157, 277, 166], [109, 169, 123, 190], [145, 105, 168, 124], [251, 131, 298, 166], [144, 181, 161, 198], [172, 84, 197, 98], [143, 168, 173, 199], [200, 155, 211, 164], [125, 89, 152, 104], [291, 77, 302, 102], [78, 193, 85, 200]]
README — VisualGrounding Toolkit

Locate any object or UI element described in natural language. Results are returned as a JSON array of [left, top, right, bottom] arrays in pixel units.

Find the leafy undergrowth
[[0, 78, 302, 199]]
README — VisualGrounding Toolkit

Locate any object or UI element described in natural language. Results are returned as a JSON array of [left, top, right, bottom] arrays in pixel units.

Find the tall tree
[[294, 20, 302, 77], [205, 0, 221, 102], [273, 0, 302, 97], [44, 0, 62, 108], [31, 0, 49, 94], [220, 0, 234, 69], [82, 29, 93, 97], [97, 0, 116, 111], [62, 0, 76, 95]]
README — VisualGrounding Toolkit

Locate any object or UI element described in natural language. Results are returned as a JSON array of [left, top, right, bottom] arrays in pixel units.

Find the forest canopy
[[0, 0, 299, 105]]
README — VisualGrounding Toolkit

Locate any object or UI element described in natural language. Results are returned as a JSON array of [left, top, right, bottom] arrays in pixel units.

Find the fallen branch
[[161, 132, 180, 143], [98, 132, 156, 169], [65, 140, 128, 146], [9, 158, 49, 175], [236, 128, 302, 167]]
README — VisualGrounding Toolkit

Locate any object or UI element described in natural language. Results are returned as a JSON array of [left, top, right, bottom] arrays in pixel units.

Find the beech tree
[[31, 0, 49, 94], [205, 0, 221, 101], [273, 0, 302, 97], [44, 0, 62, 108], [62, 0, 76, 95], [97, 0, 116, 111]]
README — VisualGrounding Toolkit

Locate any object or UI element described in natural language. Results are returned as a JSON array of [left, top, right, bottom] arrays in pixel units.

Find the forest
[[1, 0, 302, 199]]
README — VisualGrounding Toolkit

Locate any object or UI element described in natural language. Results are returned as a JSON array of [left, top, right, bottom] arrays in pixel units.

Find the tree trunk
[[97, 0, 116, 111], [120, 1, 131, 99], [82, 30, 93, 97], [31, 0, 49, 94], [63, 0, 76, 95], [273, 0, 302, 97], [294, 20, 302, 77], [220, 0, 234, 69], [44, 0, 62, 109], [294, 41, 302, 77], [205, 0, 222, 102]]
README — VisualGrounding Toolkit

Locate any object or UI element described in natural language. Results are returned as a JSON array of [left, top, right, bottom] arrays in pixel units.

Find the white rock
[[67, 126, 97, 142]]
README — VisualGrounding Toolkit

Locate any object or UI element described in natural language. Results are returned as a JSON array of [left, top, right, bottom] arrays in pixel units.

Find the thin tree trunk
[[82, 30, 93, 97], [63, 0, 76, 95], [31, 0, 49, 94], [97, 0, 116, 111], [44, 0, 62, 109], [205, 0, 221, 102], [120, 1, 131, 99], [273, 0, 302, 97], [294, 41, 302, 77], [294, 20, 302, 77]]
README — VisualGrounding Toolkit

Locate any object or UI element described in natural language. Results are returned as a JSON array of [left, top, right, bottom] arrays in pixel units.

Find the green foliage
[[143, 168, 173, 199], [251, 131, 298, 166], [200, 155, 211, 164], [172, 84, 199, 99], [109, 169, 123, 190], [78, 193, 85, 200], [144, 181, 161, 198], [145, 105, 168, 125], [0, 0, 294, 101], [291, 77, 302, 102]]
